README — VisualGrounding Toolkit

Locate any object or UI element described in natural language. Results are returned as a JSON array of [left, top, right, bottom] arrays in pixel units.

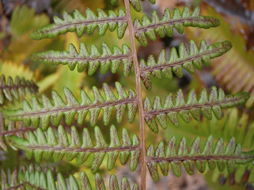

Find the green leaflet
[[147, 136, 254, 182], [0, 117, 35, 150], [33, 43, 133, 76], [31, 9, 128, 39], [10, 125, 140, 172], [134, 7, 220, 46], [3, 82, 138, 128], [0, 165, 138, 190], [144, 87, 249, 133], [0, 75, 38, 105], [140, 40, 232, 89]]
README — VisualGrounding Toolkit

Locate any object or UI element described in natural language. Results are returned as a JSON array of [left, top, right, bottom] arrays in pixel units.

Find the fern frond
[[212, 163, 254, 185], [0, 75, 38, 105], [186, 7, 254, 107], [134, 7, 220, 46], [165, 108, 254, 150], [31, 9, 128, 40], [33, 43, 132, 76], [0, 165, 139, 190], [144, 87, 249, 132], [140, 40, 232, 89], [3, 82, 137, 129], [0, 115, 35, 150], [10, 125, 140, 172], [146, 136, 254, 182], [0, 127, 35, 150], [214, 56, 254, 108], [159, 108, 254, 186]]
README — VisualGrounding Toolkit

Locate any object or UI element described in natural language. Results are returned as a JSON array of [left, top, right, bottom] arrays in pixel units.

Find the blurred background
[[0, 0, 254, 189]]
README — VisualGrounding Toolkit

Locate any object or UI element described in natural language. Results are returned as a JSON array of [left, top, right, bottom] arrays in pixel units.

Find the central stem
[[123, 1, 147, 190]]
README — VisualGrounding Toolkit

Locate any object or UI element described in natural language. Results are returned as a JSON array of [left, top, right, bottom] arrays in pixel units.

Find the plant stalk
[[123, 0, 147, 189]]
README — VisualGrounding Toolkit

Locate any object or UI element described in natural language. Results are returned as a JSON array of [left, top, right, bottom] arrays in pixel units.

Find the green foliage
[[0, 75, 38, 105], [0, 62, 35, 79], [10, 125, 140, 172], [1, 5, 51, 62], [0, 119, 35, 150], [140, 40, 232, 89], [161, 108, 254, 186], [3, 82, 137, 128], [147, 136, 254, 182], [33, 43, 132, 76], [0, 0, 252, 189], [144, 87, 249, 132], [10, 6, 49, 37], [165, 109, 254, 150], [31, 9, 128, 40], [0, 165, 138, 190], [30, 6, 221, 47], [186, 7, 254, 108], [210, 163, 254, 187], [134, 7, 220, 46]]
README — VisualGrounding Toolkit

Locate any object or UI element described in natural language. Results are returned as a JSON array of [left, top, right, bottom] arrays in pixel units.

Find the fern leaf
[[0, 165, 139, 190], [0, 75, 38, 105], [134, 7, 220, 46], [186, 7, 254, 107], [3, 82, 137, 129], [31, 9, 128, 40], [33, 43, 132, 76], [212, 163, 254, 185], [147, 136, 254, 182], [144, 87, 249, 132], [9, 125, 140, 172], [0, 115, 35, 150], [140, 40, 232, 89]]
